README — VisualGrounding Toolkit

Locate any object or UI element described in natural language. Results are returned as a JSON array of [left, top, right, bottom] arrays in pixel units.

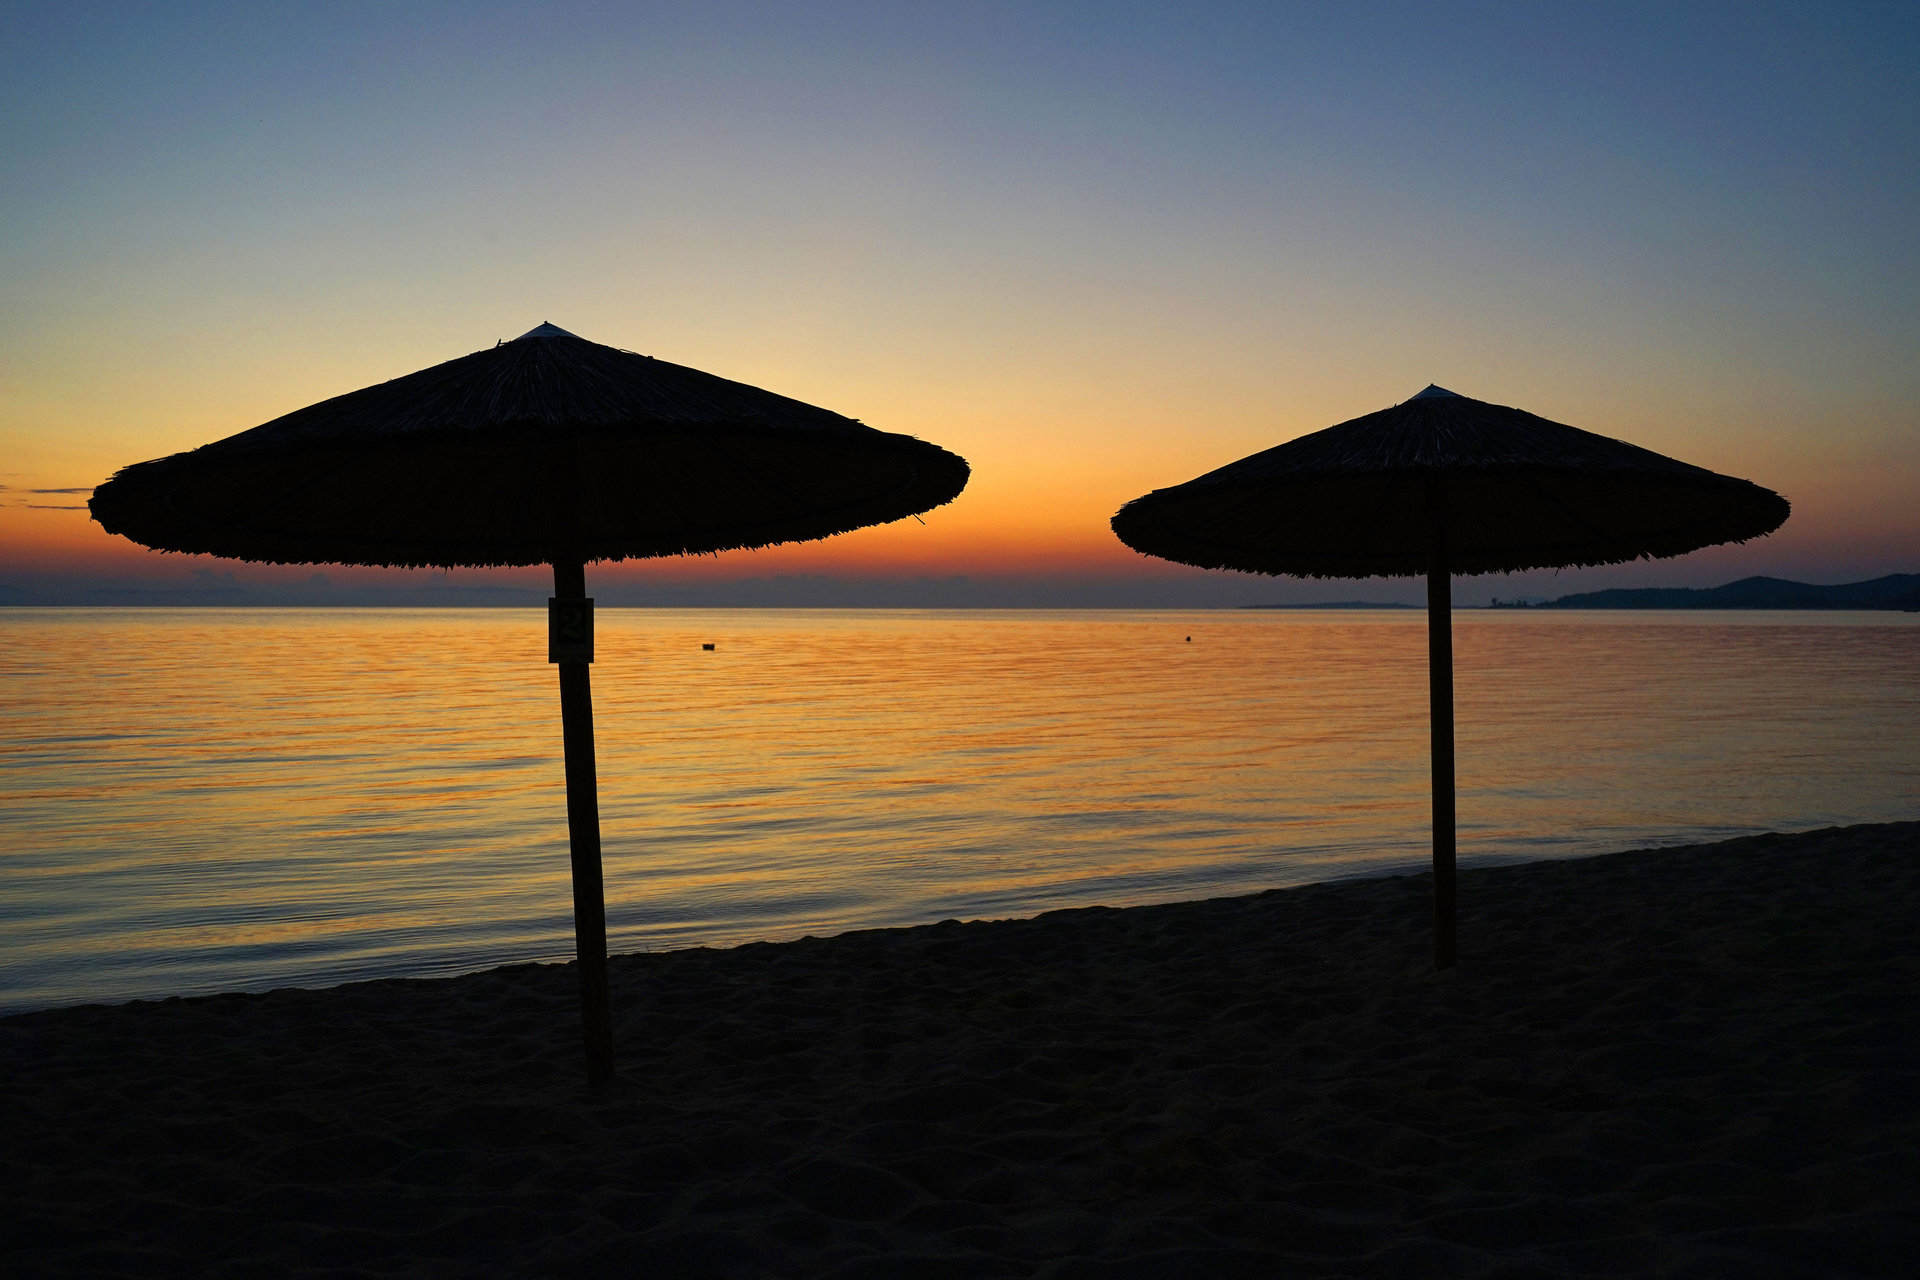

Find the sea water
[[3, 607, 1916, 1013]]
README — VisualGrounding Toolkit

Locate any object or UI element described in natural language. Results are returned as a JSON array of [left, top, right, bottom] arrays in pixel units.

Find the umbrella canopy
[[91, 322, 969, 567], [1112, 386, 1788, 969], [90, 323, 970, 1085], [1111, 385, 1788, 578]]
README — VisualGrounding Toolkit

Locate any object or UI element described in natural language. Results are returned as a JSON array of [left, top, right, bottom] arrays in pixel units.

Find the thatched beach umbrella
[[90, 322, 970, 1081], [1111, 385, 1787, 968]]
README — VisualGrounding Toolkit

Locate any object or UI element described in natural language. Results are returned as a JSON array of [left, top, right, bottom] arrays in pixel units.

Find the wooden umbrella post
[[1426, 485, 1457, 970], [551, 559, 614, 1084]]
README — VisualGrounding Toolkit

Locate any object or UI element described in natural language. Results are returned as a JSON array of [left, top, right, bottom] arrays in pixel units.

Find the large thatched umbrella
[[1111, 385, 1788, 968], [91, 322, 970, 1081]]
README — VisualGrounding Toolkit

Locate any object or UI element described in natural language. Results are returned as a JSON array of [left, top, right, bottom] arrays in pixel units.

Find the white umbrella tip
[[1410, 384, 1460, 400], [516, 322, 579, 340]]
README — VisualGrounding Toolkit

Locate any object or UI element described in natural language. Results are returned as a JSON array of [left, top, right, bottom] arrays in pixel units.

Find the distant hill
[[1501, 574, 1920, 611]]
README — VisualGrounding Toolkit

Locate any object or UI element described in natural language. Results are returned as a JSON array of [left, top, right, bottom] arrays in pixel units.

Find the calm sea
[[3, 607, 1916, 1013]]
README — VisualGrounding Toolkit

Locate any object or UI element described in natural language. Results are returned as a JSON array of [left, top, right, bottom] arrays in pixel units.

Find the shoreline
[[6, 821, 1917, 1277]]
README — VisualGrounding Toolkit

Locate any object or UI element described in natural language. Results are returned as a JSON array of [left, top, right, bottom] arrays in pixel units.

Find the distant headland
[[1486, 574, 1920, 611]]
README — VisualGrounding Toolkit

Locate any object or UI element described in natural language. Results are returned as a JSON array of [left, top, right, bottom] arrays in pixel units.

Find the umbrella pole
[[552, 559, 614, 1084], [1426, 491, 1457, 970]]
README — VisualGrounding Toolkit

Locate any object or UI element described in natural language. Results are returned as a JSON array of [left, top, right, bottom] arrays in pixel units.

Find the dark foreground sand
[[5, 823, 1917, 1279]]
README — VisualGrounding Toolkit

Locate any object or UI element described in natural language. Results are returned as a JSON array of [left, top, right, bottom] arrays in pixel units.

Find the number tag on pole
[[548, 597, 594, 663]]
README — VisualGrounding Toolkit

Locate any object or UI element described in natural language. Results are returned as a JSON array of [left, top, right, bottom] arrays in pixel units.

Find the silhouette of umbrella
[[1111, 385, 1788, 968], [91, 322, 970, 1081]]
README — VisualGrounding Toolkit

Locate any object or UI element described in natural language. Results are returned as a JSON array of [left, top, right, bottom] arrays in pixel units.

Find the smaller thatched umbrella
[[91, 323, 969, 1081], [1111, 386, 1788, 967]]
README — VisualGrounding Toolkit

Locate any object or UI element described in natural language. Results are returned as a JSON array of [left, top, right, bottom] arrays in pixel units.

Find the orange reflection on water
[[2, 607, 1916, 1012]]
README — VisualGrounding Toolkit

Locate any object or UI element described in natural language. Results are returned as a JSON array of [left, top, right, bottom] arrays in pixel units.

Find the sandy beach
[[4, 821, 1916, 1278]]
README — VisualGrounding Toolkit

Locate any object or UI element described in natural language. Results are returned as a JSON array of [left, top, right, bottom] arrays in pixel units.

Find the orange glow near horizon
[[7, 227, 1917, 599], [1, 490, 1171, 588], [10, 355, 1916, 599]]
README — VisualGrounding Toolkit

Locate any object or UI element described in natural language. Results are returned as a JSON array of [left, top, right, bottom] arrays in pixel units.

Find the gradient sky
[[4, 1, 1915, 605]]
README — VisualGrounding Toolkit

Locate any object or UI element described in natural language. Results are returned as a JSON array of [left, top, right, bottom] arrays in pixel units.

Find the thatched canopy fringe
[[1110, 390, 1788, 579], [89, 330, 969, 569]]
